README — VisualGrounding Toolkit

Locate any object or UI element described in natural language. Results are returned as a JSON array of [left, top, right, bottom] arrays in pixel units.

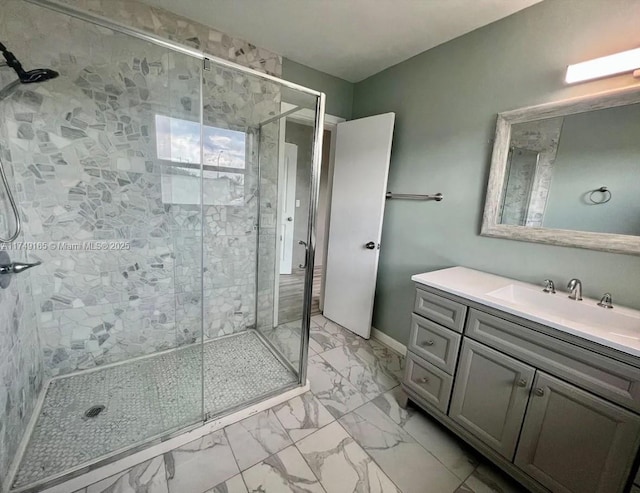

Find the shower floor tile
[[12, 331, 297, 490]]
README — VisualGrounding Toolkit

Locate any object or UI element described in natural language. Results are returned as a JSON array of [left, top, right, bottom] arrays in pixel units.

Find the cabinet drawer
[[466, 308, 640, 412], [414, 288, 467, 333], [409, 313, 461, 374], [403, 352, 453, 413]]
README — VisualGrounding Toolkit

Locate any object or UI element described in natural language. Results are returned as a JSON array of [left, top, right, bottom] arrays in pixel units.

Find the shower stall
[[0, 1, 324, 492]]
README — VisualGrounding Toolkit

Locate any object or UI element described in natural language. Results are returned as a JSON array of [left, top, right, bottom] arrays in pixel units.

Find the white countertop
[[412, 266, 640, 358]]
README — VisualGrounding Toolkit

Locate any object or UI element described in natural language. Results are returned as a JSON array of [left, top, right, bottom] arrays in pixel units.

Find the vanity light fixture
[[565, 47, 640, 84]]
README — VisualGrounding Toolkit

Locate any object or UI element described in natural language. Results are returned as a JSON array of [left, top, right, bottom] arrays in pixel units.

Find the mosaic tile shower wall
[[0, 0, 283, 377], [0, 0, 285, 483], [57, 0, 282, 77], [0, 113, 43, 492]]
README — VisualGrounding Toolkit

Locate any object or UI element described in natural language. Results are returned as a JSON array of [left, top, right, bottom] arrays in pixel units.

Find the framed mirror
[[481, 85, 640, 255]]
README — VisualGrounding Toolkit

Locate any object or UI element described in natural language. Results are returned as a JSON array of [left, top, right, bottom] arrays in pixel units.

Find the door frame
[[273, 103, 345, 327]]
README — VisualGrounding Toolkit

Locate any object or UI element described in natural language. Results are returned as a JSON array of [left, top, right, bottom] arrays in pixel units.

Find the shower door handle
[[298, 240, 308, 269], [365, 241, 376, 250]]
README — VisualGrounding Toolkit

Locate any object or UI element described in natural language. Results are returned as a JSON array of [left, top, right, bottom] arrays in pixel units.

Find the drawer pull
[[517, 378, 527, 387], [534, 387, 545, 396], [421, 340, 435, 347], [417, 377, 430, 384]]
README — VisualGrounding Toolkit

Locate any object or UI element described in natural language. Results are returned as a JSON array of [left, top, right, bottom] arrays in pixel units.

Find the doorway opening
[[274, 105, 344, 326]]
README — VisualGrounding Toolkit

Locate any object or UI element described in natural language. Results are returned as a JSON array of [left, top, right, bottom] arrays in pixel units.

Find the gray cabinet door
[[449, 338, 535, 460], [515, 372, 640, 493]]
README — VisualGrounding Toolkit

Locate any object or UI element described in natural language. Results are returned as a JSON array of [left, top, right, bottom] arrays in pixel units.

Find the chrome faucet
[[542, 279, 556, 294], [567, 278, 582, 301], [597, 293, 614, 309]]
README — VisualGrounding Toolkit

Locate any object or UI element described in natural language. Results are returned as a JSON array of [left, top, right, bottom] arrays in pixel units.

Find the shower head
[[16, 67, 59, 84], [0, 41, 59, 85]]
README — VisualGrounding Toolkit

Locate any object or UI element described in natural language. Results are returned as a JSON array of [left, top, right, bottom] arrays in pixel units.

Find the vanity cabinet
[[402, 283, 640, 493], [449, 338, 534, 460], [515, 372, 640, 493]]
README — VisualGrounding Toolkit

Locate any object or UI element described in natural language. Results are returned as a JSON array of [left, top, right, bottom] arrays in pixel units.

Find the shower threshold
[[11, 330, 298, 492]]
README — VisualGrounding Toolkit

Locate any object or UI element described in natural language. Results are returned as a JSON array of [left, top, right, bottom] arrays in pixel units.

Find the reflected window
[[155, 115, 246, 206]]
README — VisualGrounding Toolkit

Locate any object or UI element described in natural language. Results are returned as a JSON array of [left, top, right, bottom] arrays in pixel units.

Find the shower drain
[[84, 405, 106, 418]]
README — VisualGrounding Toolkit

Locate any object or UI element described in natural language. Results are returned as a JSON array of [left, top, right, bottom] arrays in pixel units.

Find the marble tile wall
[[0, 176, 43, 490], [0, 0, 284, 378], [0, 0, 286, 483], [57, 0, 282, 77], [0, 69, 44, 485]]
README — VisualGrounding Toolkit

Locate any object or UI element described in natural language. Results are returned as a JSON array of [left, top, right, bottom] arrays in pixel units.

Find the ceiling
[[139, 0, 543, 82]]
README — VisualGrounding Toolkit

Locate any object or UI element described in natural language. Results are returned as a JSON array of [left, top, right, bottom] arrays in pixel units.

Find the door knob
[[365, 241, 376, 250], [287, 217, 293, 222]]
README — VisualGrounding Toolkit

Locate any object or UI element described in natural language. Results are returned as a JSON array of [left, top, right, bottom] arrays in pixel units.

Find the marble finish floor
[[67, 315, 526, 493], [13, 331, 297, 490]]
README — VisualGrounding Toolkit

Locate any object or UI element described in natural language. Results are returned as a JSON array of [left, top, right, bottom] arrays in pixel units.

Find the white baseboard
[[371, 327, 407, 356]]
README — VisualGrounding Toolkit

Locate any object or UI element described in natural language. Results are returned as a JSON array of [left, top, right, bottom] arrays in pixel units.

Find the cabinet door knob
[[421, 340, 435, 347], [417, 377, 429, 384], [517, 378, 527, 387], [534, 388, 545, 396]]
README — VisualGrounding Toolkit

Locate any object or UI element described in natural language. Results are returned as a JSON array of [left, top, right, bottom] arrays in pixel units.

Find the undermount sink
[[487, 284, 640, 340]]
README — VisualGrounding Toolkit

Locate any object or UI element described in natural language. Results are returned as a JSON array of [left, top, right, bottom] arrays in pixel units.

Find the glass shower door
[[258, 91, 322, 375], [3, 3, 205, 489], [199, 61, 321, 418]]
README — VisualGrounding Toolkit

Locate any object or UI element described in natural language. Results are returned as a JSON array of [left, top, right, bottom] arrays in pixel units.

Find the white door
[[323, 113, 395, 338], [279, 143, 298, 274]]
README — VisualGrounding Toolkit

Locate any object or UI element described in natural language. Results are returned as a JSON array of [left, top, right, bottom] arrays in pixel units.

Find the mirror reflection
[[499, 103, 640, 235]]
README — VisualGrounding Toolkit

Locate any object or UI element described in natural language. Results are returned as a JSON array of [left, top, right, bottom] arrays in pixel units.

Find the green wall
[[542, 104, 640, 235], [283, 58, 354, 119], [352, 0, 640, 344]]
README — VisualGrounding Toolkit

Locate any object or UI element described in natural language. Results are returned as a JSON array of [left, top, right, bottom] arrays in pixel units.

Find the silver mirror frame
[[481, 84, 640, 256]]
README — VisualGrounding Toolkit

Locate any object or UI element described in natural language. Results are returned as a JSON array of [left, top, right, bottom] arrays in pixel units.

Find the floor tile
[[320, 344, 398, 400], [242, 445, 325, 492], [164, 429, 239, 493], [306, 354, 368, 419], [367, 339, 405, 381], [373, 387, 478, 481], [264, 322, 322, 365], [455, 464, 527, 493], [310, 316, 358, 352], [225, 409, 293, 471], [205, 473, 248, 493], [339, 402, 462, 493], [296, 422, 400, 493], [263, 323, 304, 366], [86, 456, 168, 493], [273, 392, 335, 442]]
